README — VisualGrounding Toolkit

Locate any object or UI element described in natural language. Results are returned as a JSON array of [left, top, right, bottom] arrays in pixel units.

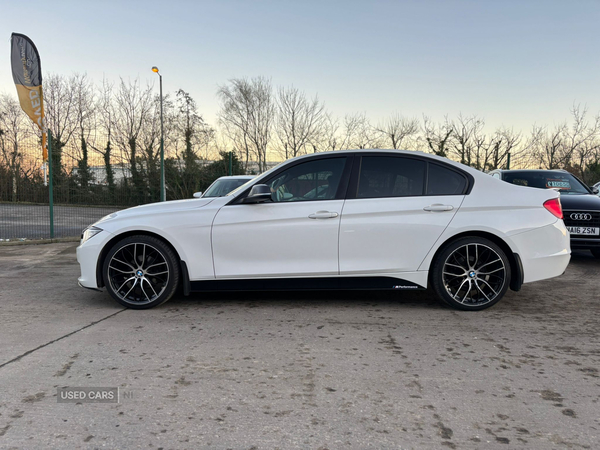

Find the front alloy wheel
[[103, 235, 180, 309], [431, 237, 511, 310]]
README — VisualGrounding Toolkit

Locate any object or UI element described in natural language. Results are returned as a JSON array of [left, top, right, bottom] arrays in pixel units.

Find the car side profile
[[77, 150, 570, 311]]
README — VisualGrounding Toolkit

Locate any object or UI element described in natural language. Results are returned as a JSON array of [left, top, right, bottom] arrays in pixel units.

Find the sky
[[1, 0, 599, 134]]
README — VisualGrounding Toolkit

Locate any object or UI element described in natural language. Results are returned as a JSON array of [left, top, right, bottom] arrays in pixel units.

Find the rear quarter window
[[427, 164, 467, 196]]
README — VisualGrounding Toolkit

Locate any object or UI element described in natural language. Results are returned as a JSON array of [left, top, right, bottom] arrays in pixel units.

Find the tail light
[[543, 198, 563, 219]]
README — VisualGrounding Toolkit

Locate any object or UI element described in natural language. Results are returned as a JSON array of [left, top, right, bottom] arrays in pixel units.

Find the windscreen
[[203, 179, 251, 197]]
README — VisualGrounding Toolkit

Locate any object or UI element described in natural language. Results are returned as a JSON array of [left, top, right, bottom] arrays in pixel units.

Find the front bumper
[[77, 230, 113, 289]]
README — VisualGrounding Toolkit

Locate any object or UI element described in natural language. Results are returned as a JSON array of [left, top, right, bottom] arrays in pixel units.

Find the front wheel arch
[[427, 231, 522, 292], [96, 230, 186, 289]]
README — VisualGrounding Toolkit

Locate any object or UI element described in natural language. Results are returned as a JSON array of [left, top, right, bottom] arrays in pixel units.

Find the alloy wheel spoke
[[116, 276, 136, 293], [478, 267, 505, 275], [145, 261, 167, 271], [478, 278, 498, 298], [112, 258, 136, 271], [123, 278, 139, 299], [109, 265, 135, 274], [477, 258, 501, 271], [143, 277, 159, 298], [460, 279, 471, 303], [474, 280, 492, 302], [453, 278, 469, 300], [139, 281, 151, 301], [147, 270, 168, 276]]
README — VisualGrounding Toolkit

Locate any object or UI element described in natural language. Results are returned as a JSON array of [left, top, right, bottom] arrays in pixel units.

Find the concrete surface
[[0, 243, 598, 449], [0, 204, 119, 240]]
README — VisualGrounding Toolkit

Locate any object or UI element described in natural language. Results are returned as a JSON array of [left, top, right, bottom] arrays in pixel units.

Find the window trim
[[228, 154, 354, 205], [346, 153, 473, 200]]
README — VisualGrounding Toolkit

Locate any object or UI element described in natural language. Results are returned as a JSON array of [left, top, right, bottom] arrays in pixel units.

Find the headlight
[[81, 226, 103, 244]]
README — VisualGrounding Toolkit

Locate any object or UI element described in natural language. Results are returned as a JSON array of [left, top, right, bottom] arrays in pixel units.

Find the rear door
[[339, 154, 468, 274]]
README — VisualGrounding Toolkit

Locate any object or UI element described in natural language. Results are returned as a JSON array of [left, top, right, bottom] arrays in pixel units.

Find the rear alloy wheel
[[103, 235, 180, 309], [431, 237, 511, 311], [591, 248, 600, 259]]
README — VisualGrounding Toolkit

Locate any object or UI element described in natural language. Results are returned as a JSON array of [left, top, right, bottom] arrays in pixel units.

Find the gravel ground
[[0, 243, 598, 449]]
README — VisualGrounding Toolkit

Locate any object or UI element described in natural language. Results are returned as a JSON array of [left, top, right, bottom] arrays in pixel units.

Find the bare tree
[[70, 73, 96, 188], [275, 86, 325, 159], [343, 113, 383, 149], [375, 113, 419, 149], [486, 127, 523, 171], [217, 77, 275, 172], [449, 114, 484, 166], [44, 73, 79, 178], [90, 78, 117, 192], [111, 78, 155, 201], [566, 106, 600, 183], [0, 94, 36, 200], [422, 115, 453, 157]]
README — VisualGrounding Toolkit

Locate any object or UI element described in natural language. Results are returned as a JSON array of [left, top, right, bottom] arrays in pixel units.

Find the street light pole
[[152, 66, 166, 202]]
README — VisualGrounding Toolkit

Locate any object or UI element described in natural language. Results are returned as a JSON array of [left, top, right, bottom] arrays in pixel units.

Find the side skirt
[[190, 277, 426, 292]]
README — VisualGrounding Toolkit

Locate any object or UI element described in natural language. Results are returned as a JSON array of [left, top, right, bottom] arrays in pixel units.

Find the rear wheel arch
[[428, 231, 523, 292], [96, 230, 187, 289]]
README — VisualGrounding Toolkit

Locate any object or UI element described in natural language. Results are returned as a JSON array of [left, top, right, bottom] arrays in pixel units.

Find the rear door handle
[[423, 204, 454, 212], [308, 211, 339, 219]]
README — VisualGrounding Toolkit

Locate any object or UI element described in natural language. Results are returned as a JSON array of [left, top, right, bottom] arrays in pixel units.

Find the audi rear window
[[503, 172, 589, 195]]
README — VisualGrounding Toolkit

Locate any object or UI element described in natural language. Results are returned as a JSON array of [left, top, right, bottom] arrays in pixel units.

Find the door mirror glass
[[242, 184, 272, 204]]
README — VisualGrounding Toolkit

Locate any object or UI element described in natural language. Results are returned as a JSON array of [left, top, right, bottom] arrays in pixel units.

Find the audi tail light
[[543, 198, 563, 219]]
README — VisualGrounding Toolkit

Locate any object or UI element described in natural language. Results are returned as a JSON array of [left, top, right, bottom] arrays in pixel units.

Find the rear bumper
[[510, 220, 571, 284]]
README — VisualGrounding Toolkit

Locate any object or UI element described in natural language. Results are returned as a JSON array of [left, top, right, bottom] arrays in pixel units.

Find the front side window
[[266, 158, 347, 203], [357, 156, 425, 198]]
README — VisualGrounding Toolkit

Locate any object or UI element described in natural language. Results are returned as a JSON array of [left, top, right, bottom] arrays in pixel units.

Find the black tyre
[[103, 235, 180, 309], [591, 248, 600, 259], [431, 236, 511, 311]]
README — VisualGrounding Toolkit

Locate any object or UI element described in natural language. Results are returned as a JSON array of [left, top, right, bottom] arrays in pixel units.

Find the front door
[[212, 157, 349, 278]]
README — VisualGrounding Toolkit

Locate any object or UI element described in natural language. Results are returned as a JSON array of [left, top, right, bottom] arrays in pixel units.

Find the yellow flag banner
[[11, 33, 47, 161]]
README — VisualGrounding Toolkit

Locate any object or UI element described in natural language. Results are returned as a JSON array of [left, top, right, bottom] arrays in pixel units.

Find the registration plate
[[567, 226, 600, 236]]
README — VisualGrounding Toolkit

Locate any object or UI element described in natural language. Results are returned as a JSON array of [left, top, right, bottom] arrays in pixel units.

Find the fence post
[[48, 130, 54, 239], [229, 151, 232, 176], [506, 152, 511, 170]]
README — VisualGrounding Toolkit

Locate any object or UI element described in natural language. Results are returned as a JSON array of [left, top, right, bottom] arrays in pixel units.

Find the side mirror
[[592, 186, 599, 195], [242, 184, 272, 204], [193, 192, 203, 198]]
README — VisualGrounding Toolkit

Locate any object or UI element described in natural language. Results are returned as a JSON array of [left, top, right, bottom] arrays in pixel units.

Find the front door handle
[[423, 204, 454, 212], [308, 211, 339, 219]]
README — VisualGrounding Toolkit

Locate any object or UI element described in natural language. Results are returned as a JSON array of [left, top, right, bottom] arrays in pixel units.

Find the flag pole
[[48, 130, 54, 239]]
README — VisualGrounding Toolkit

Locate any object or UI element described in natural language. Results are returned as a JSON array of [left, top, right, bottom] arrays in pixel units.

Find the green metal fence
[[0, 132, 250, 241]]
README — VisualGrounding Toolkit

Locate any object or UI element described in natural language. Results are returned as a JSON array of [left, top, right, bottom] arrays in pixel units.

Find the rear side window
[[427, 164, 467, 196], [357, 157, 425, 198]]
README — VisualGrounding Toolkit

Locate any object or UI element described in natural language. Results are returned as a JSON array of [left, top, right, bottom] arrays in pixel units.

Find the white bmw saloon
[[77, 150, 570, 311]]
